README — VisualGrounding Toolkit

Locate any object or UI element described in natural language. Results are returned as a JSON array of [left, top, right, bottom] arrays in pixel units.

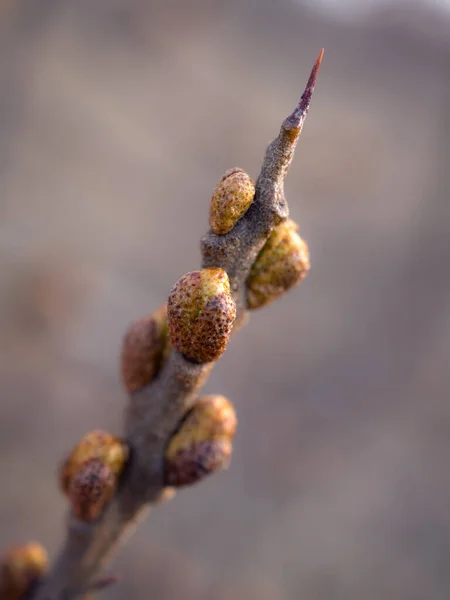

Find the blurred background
[[1, 0, 450, 598]]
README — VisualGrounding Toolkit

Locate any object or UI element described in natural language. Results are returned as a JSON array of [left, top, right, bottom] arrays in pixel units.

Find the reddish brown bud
[[167, 268, 236, 363], [165, 395, 237, 487], [0, 542, 48, 600], [68, 458, 117, 522], [59, 430, 128, 495], [209, 168, 255, 235], [121, 304, 171, 393], [246, 219, 310, 309]]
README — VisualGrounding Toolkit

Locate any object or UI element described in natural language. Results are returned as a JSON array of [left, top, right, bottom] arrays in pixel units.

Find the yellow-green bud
[[246, 219, 310, 310], [121, 304, 171, 393], [59, 430, 128, 495], [167, 268, 236, 363], [165, 395, 237, 487], [68, 458, 116, 522], [209, 168, 255, 235], [0, 542, 48, 600]]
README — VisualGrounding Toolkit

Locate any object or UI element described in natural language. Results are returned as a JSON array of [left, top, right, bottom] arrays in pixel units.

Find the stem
[[32, 50, 323, 600]]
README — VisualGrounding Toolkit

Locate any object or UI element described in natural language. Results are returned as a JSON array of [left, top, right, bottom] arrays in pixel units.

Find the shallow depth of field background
[[1, 1, 450, 598]]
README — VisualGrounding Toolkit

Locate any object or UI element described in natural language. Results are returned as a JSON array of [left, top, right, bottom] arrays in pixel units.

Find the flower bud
[[209, 168, 255, 235], [59, 430, 128, 495], [167, 268, 236, 363], [121, 304, 171, 393], [246, 219, 310, 310], [165, 395, 237, 487], [68, 458, 116, 522], [0, 542, 48, 600]]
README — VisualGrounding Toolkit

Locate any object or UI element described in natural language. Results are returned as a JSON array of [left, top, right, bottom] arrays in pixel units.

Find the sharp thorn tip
[[298, 48, 324, 112]]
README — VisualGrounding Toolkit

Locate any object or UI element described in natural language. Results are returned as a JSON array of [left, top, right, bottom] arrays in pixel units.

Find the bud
[[0, 542, 48, 600], [59, 430, 128, 495], [167, 268, 236, 363], [165, 395, 237, 487], [246, 219, 310, 310], [68, 458, 116, 522], [209, 168, 255, 235], [121, 304, 171, 393]]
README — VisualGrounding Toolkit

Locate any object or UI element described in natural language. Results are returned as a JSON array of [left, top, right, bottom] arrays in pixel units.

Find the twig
[[31, 49, 323, 600]]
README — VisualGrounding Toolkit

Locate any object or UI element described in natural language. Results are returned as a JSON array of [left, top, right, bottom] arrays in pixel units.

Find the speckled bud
[[0, 542, 48, 600], [209, 168, 255, 235], [59, 430, 128, 495], [68, 458, 117, 522], [246, 219, 310, 310], [167, 268, 236, 363], [121, 304, 171, 393], [165, 395, 237, 487]]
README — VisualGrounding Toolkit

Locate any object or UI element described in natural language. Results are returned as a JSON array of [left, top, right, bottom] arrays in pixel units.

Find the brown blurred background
[[1, 0, 450, 598]]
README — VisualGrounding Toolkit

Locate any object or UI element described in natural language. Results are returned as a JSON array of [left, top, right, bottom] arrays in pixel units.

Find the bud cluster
[[209, 167, 310, 310], [118, 167, 311, 491]]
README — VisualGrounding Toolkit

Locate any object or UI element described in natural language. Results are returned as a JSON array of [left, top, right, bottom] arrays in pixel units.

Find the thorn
[[283, 49, 324, 132], [299, 48, 324, 113]]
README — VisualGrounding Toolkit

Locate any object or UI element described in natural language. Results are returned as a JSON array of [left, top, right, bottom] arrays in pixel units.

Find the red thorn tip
[[299, 48, 324, 112]]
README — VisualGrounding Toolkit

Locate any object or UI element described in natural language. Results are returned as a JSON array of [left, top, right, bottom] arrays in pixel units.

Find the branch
[[202, 47, 324, 326], [30, 49, 323, 600]]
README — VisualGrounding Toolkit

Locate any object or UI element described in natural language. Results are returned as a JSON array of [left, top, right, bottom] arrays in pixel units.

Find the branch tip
[[283, 48, 324, 131], [299, 48, 324, 112]]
